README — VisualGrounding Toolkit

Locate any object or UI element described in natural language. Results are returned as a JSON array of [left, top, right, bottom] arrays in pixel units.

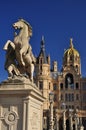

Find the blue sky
[[0, 0, 86, 82]]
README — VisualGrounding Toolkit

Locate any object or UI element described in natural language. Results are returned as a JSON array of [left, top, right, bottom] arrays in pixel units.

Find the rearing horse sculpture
[[4, 19, 36, 82], [13, 19, 32, 66]]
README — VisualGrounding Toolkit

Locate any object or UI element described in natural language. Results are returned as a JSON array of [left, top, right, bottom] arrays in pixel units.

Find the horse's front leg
[[19, 49, 25, 66]]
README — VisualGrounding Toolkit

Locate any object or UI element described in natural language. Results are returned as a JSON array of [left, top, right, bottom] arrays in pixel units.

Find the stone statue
[[3, 19, 36, 82]]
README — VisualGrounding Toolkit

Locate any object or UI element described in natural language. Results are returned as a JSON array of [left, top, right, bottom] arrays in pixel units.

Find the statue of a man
[[4, 41, 20, 78]]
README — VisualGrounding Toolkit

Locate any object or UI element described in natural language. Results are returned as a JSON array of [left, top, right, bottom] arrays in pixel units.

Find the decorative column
[[74, 109, 79, 130], [74, 113, 78, 130], [22, 99, 27, 130], [26, 100, 30, 130], [78, 117, 84, 130], [69, 109, 73, 130], [55, 109, 59, 130], [49, 92, 54, 130], [56, 115, 59, 130], [62, 103, 66, 130], [63, 110, 66, 130]]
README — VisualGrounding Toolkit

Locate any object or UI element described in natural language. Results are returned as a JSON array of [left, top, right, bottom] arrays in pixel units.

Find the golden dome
[[64, 38, 80, 58]]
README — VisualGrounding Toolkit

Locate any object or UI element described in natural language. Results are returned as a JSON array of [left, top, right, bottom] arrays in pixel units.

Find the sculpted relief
[[3, 19, 36, 82]]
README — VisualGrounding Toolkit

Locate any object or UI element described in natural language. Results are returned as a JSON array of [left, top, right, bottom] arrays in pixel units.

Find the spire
[[41, 35, 45, 51], [70, 38, 74, 48], [39, 36, 47, 63]]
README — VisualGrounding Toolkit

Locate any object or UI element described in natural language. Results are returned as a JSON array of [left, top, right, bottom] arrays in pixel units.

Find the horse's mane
[[18, 18, 32, 36]]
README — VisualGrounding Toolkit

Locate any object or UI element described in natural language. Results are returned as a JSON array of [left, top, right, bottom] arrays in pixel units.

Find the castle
[[35, 37, 86, 130]]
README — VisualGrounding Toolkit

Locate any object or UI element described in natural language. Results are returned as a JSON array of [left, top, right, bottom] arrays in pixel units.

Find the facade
[[35, 37, 86, 130]]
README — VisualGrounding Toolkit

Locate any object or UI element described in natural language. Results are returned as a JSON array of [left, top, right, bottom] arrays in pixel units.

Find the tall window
[[76, 83, 79, 89], [75, 65, 78, 72], [54, 94, 57, 102], [49, 82, 51, 90], [72, 93, 74, 101], [39, 81, 43, 90], [53, 83, 57, 90], [65, 93, 74, 102], [40, 58, 42, 64], [60, 83, 63, 90], [61, 94, 63, 100], [76, 94, 79, 100], [82, 82, 86, 90], [65, 94, 68, 101]]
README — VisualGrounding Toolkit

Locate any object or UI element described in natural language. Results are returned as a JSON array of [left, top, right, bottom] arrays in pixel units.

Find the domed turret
[[63, 38, 81, 75]]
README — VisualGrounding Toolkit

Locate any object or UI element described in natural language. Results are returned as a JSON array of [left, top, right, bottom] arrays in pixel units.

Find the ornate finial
[[41, 35, 45, 49], [70, 38, 73, 48], [42, 35, 45, 44], [40, 35, 47, 63]]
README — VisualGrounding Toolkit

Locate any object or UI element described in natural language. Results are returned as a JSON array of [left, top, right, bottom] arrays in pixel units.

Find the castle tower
[[58, 38, 81, 110], [35, 36, 52, 129], [35, 36, 51, 109], [63, 38, 81, 75]]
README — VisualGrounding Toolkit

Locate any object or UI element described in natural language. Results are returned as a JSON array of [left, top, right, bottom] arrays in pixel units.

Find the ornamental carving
[[4, 111, 19, 125]]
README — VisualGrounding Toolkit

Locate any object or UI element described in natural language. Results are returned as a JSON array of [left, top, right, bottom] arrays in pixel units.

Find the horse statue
[[3, 19, 36, 82]]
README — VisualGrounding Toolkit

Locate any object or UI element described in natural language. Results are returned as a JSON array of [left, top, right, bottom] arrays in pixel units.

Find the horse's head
[[13, 19, 32, 37], [13, 20, 24, 29]]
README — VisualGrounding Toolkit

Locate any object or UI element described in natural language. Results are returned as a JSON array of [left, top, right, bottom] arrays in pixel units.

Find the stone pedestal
[[0, 78, 44, 130]]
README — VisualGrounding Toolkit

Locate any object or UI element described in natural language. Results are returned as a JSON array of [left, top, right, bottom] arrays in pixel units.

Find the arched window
[[70, 55, 73, 61], [75, 65, 78, 72], [65, 73, 74, 89]]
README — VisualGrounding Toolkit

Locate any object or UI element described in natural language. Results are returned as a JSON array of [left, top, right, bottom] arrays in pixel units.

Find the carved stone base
[[0, 78, 44, 130]]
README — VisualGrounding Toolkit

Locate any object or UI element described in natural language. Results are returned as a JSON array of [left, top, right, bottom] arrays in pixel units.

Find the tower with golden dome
[[63, 38, 81, 75], [35, 37, 86, 130]]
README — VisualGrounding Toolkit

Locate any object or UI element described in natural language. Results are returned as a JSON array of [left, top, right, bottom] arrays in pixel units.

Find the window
[[76, 106, 79, 109], [49, 82, 51, 89], [61, 94, 63, 100], [82, 82, 86, 90], [40, 65, 42, 71], [75, 65, 78, 72], [70, 55, 73, 61], [66, 105, 68, 109], [76, 94, 79, 100], [83, 106, 86, 110], [76, 83, 79, 89], [65, 93, 74, 102], [65, 94, 68, 101], [71, 105, 74, 109], [53, 83, 57, 90], [54, 94, 57, 102], [40, 58, 42, 64], [39, 81, 43, 90], [83, 94, 86, 102], [60, 83, 63, 90], [72, 93, 74, 101]]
